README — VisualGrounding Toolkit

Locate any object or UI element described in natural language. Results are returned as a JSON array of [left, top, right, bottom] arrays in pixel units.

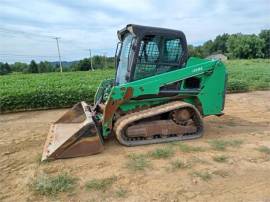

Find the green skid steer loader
[[42, 24, 227, 161]]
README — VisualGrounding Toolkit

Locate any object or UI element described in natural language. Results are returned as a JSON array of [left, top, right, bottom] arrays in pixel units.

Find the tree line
[[188, 29, 269, 59], [0, 55, 114, 75], [1, 29, 269, 75]]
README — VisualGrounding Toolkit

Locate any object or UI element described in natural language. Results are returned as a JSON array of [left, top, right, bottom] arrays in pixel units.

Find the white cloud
[[0, 0, 269, 63]]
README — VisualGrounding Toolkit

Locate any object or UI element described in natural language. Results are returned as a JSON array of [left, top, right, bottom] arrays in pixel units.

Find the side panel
[[197, 62, 227, 115]]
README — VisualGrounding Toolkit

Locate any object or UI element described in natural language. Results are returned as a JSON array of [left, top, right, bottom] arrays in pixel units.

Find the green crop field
[[225, 59, 270, 92], [0, 59, 269, 113], [0, 69, 114, 112]]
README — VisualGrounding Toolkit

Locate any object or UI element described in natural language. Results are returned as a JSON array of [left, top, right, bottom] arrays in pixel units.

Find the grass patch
[[115, 187, 128, 198], [213, 170, 230, 178], [190, 157, 210, 165], [126, 153, 150, 171], [257, 146, 270, 155], [149, 147, 175, 159], [169, 159, 191, 171], [226, 59, 270, 93], [178, 143, 206, 153], [30, 173, 77, 196], [208, 139, 243, 151], [192, 171, 212, 181], [208, 140, 227, 151], [35, 154, 43, 164], [85, 176, 117, 191], [212, 155, 229, 163], [35, 153, 50, 164], [228, 139, 244, 147]]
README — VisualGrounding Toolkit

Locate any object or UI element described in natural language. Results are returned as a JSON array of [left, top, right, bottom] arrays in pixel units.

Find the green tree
[[11, 62, 28, 72], [76, 58, 91, 71], [92, 55, 105, 69], [29, 60, 39, 73], [212, 33, 229, 54], [203, 40, 214, 56], [0, 63, 12, 75], [54, 63, 60, 72], [0, 63, 8, 75], [38, 61, 54, 73], [0, 63, 5, 75], [4, 63, 11, 73], [106, 57, 115, 68], [226, 34, 264, 59], [44, 61, 54, 72], [259, 29, 270, 58], [38, 61, 47, 73]]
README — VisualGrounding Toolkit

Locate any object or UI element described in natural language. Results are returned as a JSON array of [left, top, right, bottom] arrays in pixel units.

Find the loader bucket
[[41, 102, 104, 161]]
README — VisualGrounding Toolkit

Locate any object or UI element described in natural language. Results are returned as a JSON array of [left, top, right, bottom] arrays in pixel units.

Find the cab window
[[133, 35, 183, 81]]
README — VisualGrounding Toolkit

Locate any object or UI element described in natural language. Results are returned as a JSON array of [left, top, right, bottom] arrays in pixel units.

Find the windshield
[[115, 33, 133, 85]]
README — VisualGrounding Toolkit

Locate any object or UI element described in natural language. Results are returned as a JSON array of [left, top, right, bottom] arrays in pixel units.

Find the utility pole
[[88, 49, 94, 71], [103, 52, 107, 69], [53, 37, 63, 72]]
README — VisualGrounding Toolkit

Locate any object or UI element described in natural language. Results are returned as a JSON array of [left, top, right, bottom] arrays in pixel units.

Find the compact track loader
[[42, 24, 227, 161]]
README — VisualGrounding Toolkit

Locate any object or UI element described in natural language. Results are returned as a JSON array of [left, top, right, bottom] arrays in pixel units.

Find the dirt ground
[[0, 91, 270, 202]]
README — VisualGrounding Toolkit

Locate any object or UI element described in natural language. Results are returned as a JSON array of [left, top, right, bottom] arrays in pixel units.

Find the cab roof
[[117, 24, 186, 41]]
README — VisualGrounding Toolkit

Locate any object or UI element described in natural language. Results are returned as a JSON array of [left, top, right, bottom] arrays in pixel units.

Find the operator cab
[[115, 24, 188, 85]]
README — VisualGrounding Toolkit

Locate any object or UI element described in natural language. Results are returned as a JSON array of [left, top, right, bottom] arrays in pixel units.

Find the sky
[[0, 0, 269, 63]]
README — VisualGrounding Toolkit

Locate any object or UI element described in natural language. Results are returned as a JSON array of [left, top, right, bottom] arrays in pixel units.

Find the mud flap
[[41, 102, 104, 161]]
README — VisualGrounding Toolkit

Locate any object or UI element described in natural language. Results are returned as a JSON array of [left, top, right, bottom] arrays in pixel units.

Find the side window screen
[[134, 35, 182, 81], [137, 35, 160, 63], [162, 38, 182, 63], [134, 35, 160, 80]]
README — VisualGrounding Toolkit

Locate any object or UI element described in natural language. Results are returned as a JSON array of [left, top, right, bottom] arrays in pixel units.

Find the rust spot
[[103, 87, 133, 128], [124, 87, 133, 99]]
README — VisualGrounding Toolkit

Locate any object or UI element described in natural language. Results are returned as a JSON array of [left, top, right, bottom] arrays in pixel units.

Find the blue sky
[[0, 0, 269, 63]]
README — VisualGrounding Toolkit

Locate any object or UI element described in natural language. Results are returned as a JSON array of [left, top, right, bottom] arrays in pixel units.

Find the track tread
[[114, 101, 204, 146]]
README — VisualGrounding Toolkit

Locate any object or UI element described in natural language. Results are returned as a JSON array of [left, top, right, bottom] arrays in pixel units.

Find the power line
[[0, 53, 58, 58], [0, 28, 53, 39]]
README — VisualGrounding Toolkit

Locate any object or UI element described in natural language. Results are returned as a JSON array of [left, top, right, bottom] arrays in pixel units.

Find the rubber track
[[114, 101, 204, 146]]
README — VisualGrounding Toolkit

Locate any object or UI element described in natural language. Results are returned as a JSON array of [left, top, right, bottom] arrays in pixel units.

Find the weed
[[178, 143, 206, 153], [213, 170, 230, 178], [85, 176, 117, 191], [208, 139, 243, 151], [257, 146, 270, 155], [126, 153, 150, 171], [149, 147, 175, 159], [212, 155, 229, 163], [35, 154, 42, 164], [192, 171, 212, 181], [169, 159, 191, 171], [115, 187, 128, 198], [30, 172, 77, 196], [208, 140, 227, 150], [228, 140, 244, 147], [35, 154, 49, 164], [190, 157, 210, 165]]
